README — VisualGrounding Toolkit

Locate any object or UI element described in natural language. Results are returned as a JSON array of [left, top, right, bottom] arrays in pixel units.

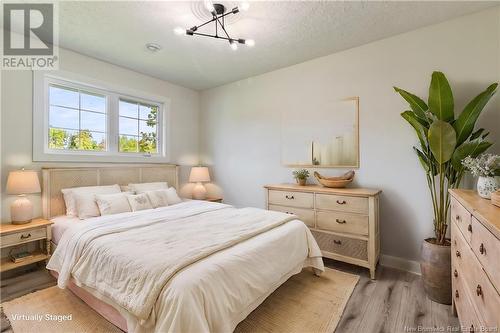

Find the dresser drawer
[[315, 194, 368, 214], [268, 190, 314, 209], [451, 220, 468, 272], [268, 205, 315, 228], [453, 218, 500, 328], [316, 211, 368, 236], [0, 227, 47, 248], [311, 230, 367, 261], [451, 198, 472, 245], [468, 267, 500, 328], [453, 270, 483, 333], [471, 217, 500, 292]]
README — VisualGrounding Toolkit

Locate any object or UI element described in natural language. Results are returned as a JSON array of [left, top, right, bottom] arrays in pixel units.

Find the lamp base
[[11, 196, 33, 224], [192, 183, 208, 200]]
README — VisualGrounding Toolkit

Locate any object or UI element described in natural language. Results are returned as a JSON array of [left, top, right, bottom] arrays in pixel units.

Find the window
[[119, 99, 158, 154], [33, 72, 169, 162], [48, 85, 107, 151]]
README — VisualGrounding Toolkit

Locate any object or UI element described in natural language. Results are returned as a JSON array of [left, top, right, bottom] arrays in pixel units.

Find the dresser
[[264, 184, 381, 279], [450, 189, 499, 332]]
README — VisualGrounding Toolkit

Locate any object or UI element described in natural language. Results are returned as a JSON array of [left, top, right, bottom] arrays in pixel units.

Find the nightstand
[[0, 218, 53, 273], [205, 197, 223, 203]]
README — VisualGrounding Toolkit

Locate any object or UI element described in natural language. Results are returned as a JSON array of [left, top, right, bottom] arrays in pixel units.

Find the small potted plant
[[293, 169, 309, 186], [462, 154, 500, 199]]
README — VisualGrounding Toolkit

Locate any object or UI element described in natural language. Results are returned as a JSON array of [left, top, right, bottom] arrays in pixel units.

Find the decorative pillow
[[74, 192, 102, 219], [126, 193, 153, 211], [128, 182, 168, 194], [120, 185, 131, 192], [164, 187, 182, 205], [62, 184, 121, 217], [95, 193, 132, 216], [145, 190, 169, 209], [61, 189, 77, 216]]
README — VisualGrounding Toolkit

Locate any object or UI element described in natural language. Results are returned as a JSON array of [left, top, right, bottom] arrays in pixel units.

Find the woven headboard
[[42, 164, 179, 219]]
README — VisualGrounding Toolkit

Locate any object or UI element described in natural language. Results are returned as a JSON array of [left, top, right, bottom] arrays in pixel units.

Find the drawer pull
[[335, 219, 346, 224], [455, 250, 461, 258], [479, 243, 485, 255], [470, 325, 474, 332], [20, 233, 31, 240], [476, 284, 482, 296], [285, 212, 294, 215], [453, 269, 458, 278], [455, 215, 460, 221], [455, 290, 459, 298], [285, 195, 295, 200], [467, 224, 472, 232], [333, 240, 342, 245], [336, 200, 347, 205]]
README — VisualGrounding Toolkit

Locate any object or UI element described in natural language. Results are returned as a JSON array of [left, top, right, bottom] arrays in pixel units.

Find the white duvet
[[47, 200, 324, 332]]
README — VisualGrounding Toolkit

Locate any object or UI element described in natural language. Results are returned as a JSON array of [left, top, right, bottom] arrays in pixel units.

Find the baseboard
[[380, 254, 421, 275]]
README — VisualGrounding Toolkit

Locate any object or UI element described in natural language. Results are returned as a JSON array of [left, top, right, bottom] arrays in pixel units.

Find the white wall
[[200, 8, 500, 262], [1, 48, 200, 221]]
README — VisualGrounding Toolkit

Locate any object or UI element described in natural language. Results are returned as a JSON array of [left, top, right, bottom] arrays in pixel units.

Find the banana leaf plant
[[395, 72, 497, 245]]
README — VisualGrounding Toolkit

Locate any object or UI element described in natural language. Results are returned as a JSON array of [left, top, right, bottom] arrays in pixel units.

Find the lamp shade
[[6, 170, 41, 195], [189, 167, 210, 183]]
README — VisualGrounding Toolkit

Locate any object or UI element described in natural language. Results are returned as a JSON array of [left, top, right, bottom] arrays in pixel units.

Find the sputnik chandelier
[[174, 1, 254, 50]]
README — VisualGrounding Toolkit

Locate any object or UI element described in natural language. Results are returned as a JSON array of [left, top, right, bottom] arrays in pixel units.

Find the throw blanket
[[47, 201, 300, 321]]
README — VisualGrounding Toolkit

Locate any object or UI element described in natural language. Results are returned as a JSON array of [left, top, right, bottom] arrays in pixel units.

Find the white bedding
[[50, 215, 81, 244], [47, 201, 324, 333]]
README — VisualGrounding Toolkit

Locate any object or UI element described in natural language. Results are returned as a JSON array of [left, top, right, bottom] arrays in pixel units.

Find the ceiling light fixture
[[174, 27, 185, 35], [176, 1, 254, 50], [145, 43, 162, 52]]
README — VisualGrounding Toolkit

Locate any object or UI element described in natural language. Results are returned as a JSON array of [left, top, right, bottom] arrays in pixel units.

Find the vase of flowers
[[462, 154, 500, 199], [292, 169, 309, 186]]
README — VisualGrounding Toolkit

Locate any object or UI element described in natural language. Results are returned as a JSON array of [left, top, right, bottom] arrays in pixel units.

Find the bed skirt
[[49, 270, 128, 332]]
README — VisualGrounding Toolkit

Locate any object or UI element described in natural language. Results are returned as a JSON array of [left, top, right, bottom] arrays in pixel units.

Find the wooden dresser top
[[264, 184, 381, 197], [449, 189, 500, 239]]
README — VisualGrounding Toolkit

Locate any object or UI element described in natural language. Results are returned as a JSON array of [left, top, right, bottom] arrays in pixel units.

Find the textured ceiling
[[57, 1, 498, 90]]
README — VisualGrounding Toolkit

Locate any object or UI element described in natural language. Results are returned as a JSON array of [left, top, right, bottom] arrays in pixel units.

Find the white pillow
[[145, 190, 169, 209], [95, 193, 131, 216], [126, 193, 153, 211], [62, 184, 121, 217], [164, 187, 182, 205], [128, 182, 168, 194], [120, 185, 131, 192]]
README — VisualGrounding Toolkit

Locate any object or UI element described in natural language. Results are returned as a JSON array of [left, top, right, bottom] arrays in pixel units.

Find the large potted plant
[[394, 72, 497, 304]]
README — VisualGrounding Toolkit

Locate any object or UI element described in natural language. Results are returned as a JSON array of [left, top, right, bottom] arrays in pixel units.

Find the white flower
[[462, 154, 500, 177]]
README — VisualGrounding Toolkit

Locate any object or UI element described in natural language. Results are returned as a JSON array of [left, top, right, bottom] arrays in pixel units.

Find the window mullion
[[108, 93, 119, 153]]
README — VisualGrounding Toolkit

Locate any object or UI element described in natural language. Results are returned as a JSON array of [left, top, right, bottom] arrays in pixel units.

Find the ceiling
[[56, 1, 498, 90]]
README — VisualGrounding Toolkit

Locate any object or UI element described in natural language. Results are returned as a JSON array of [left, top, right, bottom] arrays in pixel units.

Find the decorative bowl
[[314, 171, 355, 188]]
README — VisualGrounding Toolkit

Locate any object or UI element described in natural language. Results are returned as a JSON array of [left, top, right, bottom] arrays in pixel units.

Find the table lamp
[[189, 166, 210, 200], [6, 169, 41, 224]]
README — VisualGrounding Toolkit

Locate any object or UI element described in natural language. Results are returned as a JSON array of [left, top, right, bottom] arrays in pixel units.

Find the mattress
[[50, 215, 81, 245]]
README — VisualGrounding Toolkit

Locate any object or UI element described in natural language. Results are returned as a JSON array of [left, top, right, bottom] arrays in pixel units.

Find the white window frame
[[33, 71, 171, 163]]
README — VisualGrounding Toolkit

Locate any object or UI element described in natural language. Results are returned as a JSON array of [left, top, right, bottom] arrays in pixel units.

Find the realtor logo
[[2, 2, 59, 69]]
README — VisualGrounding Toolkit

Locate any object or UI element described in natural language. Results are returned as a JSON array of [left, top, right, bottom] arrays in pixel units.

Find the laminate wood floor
[[328, 258, 459, 333], [0, 260, 458, 333]]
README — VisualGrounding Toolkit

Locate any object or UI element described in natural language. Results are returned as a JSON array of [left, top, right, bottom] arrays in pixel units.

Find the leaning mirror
[[281, 97, 359, 168]]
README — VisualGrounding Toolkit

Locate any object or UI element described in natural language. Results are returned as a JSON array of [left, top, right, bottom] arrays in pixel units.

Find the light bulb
[[240, 2, 250, 11], [204, 0, 215, 13], [245, 39, 255, 47], [174, 27, 185, 35], [230, 42, 238, 51]]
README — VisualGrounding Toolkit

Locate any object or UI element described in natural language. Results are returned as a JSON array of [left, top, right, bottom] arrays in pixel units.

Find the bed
[[42, 165, 324, 333]]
